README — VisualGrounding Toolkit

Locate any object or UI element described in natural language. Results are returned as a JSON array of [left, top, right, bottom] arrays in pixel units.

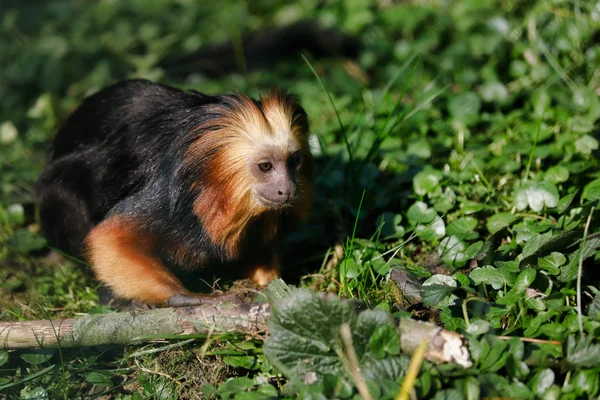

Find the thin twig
[[514, 213, 555, 222], [134, 359, 183, 387], [396, 338, 429, 400], [497, 336, 561, 345], [340, 323, 372, 400]]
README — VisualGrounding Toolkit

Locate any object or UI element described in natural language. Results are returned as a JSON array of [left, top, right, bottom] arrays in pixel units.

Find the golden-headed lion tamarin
[[37, 79, 313, 306]]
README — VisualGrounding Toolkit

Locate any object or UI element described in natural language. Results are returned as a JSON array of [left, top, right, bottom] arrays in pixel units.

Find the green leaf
[[7, 203, 25, 225], [479, 336, 508, 372], [486, 213, 517, 234], [537, 252, 566, 275], [18, 387, 48, 400], [321, 375, 353, 398], [264, 291, 351, 381], [354, 310, 396, 360], [218, 377, 254, 395], [0, 121, 18, 144], [544, 165, 569, 184], [341, 258, 361, 279], [446, 217, 478, 238], [494, 260, 520, 273], [574, 135, 598, 155], [255, 384, 279, 397], [7, 229, 47, 253], [407, 201, 437, 224], [568, 116, 595, 133], [521, 232, 553, 259], [264, 290, 399, 384], [512, 269, 536, 294], [377, 212, 404, 237], [222, 355, 261, 370], [553, 191, 577, 214], [0, 350, 8, 367], [454, 272, 470, 288], [448, 92, 481, 125], [525, 297, 545, 311], [462, 376, 481, 400], [407, 137, 432, 159], [514, 182, 559, 212], [86, 372, 112, 387], [371, 257, 391, 276], [473, 227, 510, 266], [413, 169, 443, 196], [421, 283, 457, 307], [589, 292, 600, 320], [520, 230, 580, 268], [469, 337, 489, 365], [464, 241, 483, 260], [523, 311, 557, 337], [434, 187, 456, 213], [565, 335, 600, 367], [508, 337, 525, 360], [582, 179, 600, 201], [20, 349, 55, 365], [466, 320, 493, 336], [369, 325, 400, 358], [469, 266, 512, 290], [560, 236, 600, 282], [362, 357, 409, 382], [438, 235, 468, 267], [531, 368, 555, 395], [572, 370, 599, 396], [480, 81, 509, 103], [416, 217, 446, 241], [421, 274, 457, 306], [460, 200, 489, 214], [199, 384, 217, 395], [431, 389, 465, 400], [264, 279, 295, 301], [537, 323, 566, 339]]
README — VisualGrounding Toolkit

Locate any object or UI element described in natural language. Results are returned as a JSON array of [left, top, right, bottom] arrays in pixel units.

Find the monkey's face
[[250, 149, 303, 209], [186, 91, 314, 255]]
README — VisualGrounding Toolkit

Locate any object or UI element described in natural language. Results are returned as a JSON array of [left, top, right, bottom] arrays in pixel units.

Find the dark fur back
[[36, 80, 217, 256]]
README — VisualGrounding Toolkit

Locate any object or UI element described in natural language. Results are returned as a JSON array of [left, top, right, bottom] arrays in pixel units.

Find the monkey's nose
[[277, 188, 290, 198], [277, 181, 295, 201]]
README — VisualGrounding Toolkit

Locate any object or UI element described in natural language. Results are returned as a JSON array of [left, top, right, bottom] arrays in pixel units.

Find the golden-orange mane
[[184, 89, 313, 258]]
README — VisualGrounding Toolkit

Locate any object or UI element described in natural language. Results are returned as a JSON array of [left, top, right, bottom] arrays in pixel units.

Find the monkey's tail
[[159, 20, 361, 77]]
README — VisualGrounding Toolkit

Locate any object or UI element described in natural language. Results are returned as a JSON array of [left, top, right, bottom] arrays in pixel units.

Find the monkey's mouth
[[257, 196, 294, 210]]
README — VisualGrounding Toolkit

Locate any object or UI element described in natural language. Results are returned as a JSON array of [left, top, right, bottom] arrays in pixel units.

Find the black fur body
[[38, 80, 253, 268]]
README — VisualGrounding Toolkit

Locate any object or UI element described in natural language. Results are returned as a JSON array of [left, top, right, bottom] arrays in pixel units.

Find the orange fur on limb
[[246, 255, 281, 287], [86, 215, 186, 305]]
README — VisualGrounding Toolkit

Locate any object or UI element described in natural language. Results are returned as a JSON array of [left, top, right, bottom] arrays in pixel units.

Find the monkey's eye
[[258, 162, 273, 172], [289, 151, 303, 170]]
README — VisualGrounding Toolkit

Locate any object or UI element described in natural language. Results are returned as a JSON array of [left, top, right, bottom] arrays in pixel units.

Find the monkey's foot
[[166, 292, 244, 307]]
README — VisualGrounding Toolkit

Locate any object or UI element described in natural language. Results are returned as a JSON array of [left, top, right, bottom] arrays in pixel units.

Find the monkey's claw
[[166, 292, 244, 307]]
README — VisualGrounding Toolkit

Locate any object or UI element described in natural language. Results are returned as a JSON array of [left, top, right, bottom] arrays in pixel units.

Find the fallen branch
[[0, 302, 471, 367], [0, 302, 270, 349]]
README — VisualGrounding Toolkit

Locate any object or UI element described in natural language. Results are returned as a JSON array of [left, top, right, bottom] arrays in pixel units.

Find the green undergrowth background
[[1, 0, 599, 398]]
